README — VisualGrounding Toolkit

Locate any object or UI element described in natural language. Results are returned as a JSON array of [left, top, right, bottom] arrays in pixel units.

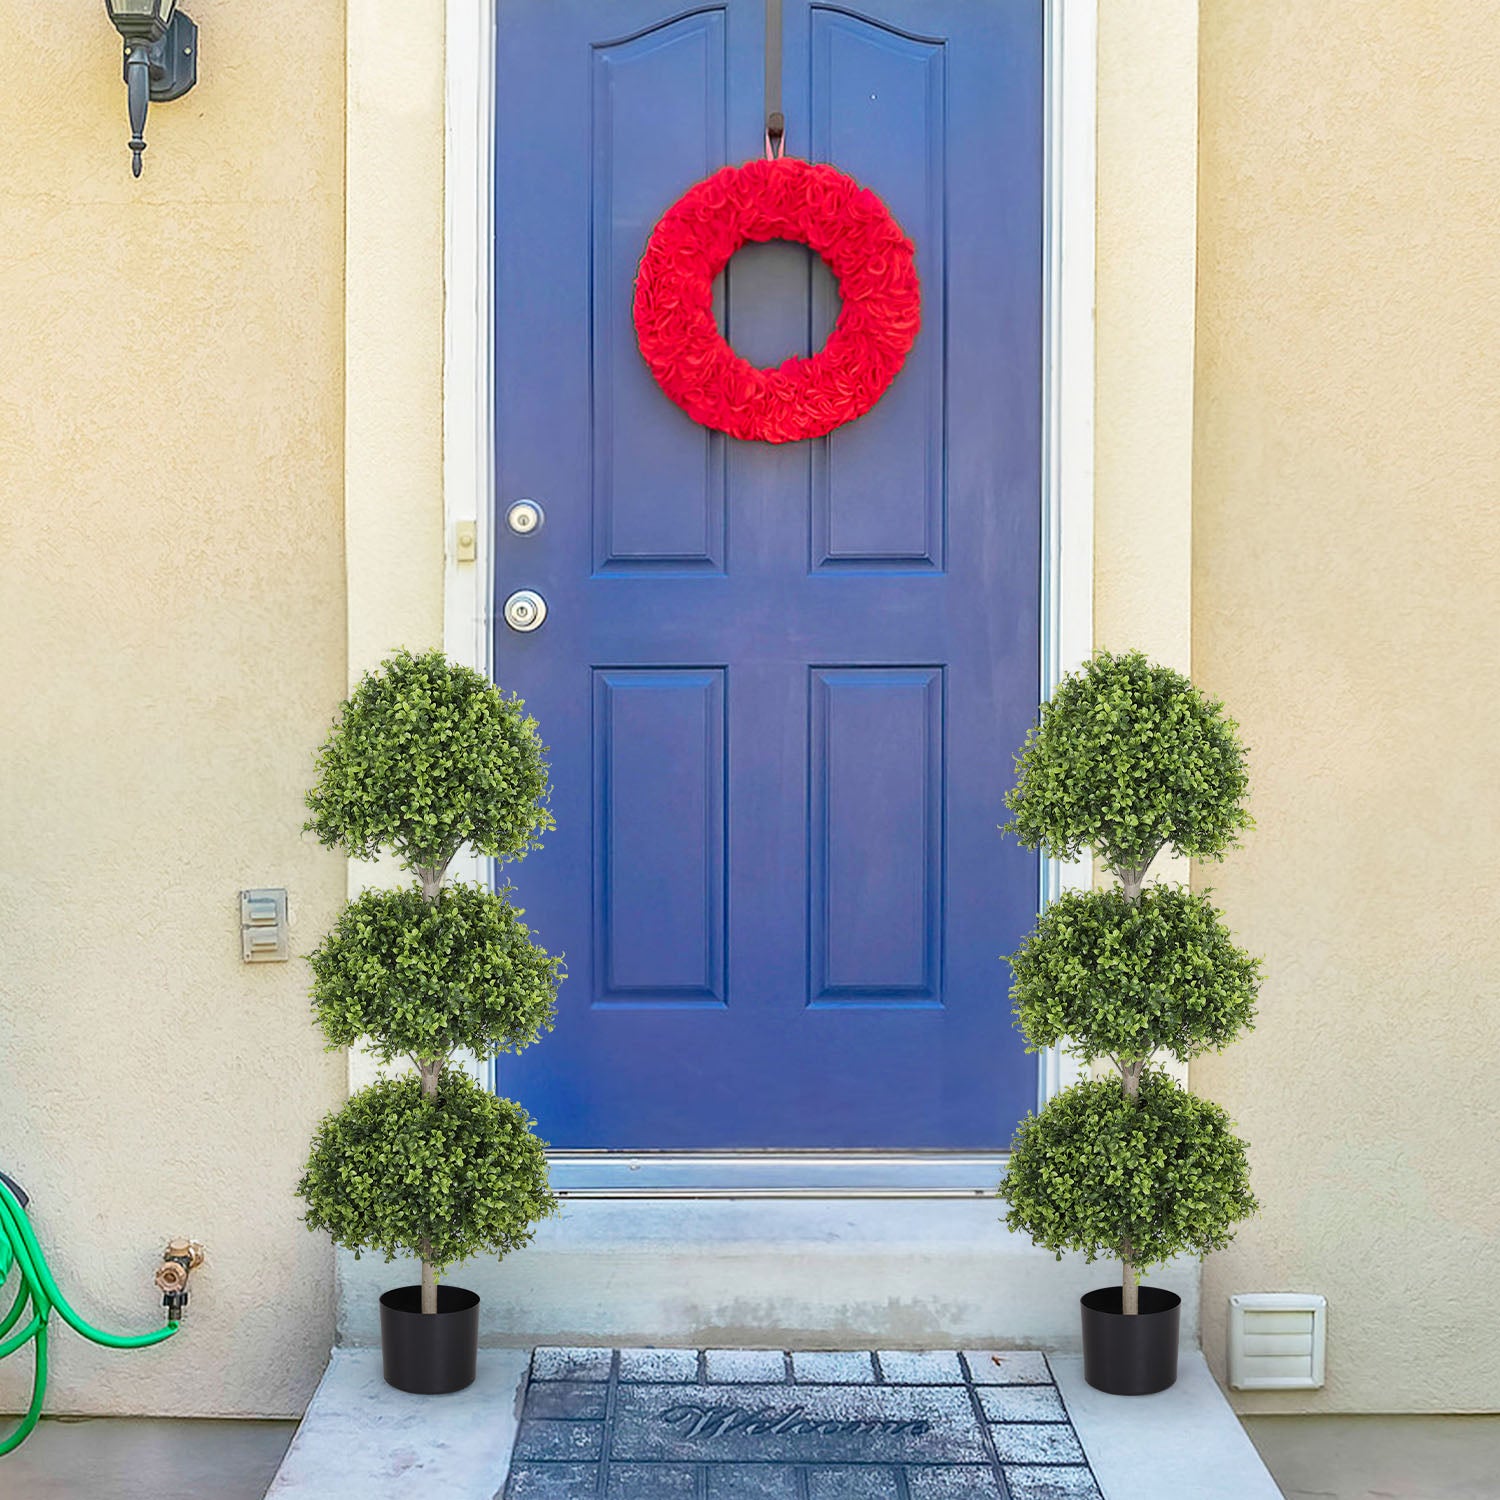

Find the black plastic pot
[[379, 1285, 480, 1394], [1080, 1285, 1181, 1395]]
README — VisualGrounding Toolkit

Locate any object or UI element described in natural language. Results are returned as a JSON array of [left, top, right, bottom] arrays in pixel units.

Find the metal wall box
[[1228, 1293, 1327, 1390], [240, 888, 289, 963]]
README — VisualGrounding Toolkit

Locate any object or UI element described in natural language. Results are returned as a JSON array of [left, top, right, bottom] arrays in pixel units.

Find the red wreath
[[632, 157, 921, 444]]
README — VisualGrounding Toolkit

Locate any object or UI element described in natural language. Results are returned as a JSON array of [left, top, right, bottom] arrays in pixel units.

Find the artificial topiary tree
[[297, 649, 562, 1317], [998, 650, 1259, 1316]]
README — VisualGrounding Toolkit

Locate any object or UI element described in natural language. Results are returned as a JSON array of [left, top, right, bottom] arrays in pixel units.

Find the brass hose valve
[[154, 1261, 187, 1294], [155, 1239, 205, 1323]]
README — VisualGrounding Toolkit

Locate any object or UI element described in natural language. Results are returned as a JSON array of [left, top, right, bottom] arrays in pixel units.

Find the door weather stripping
[[547, 1152, 1008, 1199]]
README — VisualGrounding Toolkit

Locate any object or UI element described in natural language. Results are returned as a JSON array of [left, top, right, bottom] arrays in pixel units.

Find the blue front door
[[494, 0, 1043, 1150]]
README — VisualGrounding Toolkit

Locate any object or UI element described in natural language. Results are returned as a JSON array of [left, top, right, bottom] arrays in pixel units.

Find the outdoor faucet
[[155, 1239, 206, 1324]]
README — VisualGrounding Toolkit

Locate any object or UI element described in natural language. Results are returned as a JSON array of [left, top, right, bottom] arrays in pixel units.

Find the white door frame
[[441, 0, 1095, 1197]]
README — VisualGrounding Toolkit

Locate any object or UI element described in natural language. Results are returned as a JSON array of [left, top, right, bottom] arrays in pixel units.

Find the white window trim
[[441, 0, 1096, 1195]]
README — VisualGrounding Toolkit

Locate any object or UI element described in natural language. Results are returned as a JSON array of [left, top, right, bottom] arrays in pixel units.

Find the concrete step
[[336, 1199, 1199, 1351]]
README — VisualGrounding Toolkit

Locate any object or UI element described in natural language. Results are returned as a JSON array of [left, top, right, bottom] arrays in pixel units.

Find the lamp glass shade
[[105, 0, 176, 28]]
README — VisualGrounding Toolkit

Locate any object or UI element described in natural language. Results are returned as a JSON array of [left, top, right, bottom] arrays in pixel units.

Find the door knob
[[503, 589, 547, 632], [505, 499, 545, 535]]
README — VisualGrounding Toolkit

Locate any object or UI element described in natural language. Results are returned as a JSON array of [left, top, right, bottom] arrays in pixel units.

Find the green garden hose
[[0, 1177, 177, 1456]]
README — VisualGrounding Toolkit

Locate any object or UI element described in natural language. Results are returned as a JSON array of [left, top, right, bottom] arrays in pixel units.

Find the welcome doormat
[[504, 1347, 1104, 1499]]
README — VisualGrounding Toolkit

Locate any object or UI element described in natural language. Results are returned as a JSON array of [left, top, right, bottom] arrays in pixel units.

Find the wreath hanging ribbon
[[632, 157, 921, 444]]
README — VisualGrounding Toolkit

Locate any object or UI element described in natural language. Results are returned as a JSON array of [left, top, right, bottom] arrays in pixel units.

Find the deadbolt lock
[[503, 590, 547, 632]]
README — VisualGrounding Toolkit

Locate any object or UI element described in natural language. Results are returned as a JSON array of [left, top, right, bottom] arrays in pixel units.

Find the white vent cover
[[1228, 1293, 1327, 1390]]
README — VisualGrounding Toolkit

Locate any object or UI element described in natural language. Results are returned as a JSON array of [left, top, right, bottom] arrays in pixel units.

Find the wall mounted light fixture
[[103, 1, 198, 177]]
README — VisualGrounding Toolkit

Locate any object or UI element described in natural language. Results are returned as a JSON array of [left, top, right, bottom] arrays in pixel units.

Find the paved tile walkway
[[504, 1348, 1104, 1499]]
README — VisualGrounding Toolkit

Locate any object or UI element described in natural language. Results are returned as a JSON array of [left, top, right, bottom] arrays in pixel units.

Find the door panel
[[808, 9, 946, 572], [809, 666, 943, 1003], [590, 10, 730, 574], [494, 0, 1043, 1150], [593, 667, 727, 1003]]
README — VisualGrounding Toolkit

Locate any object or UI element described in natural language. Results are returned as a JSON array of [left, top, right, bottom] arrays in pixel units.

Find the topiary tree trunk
[[296, 650, 563, 1313], [416, 861, 455, 1314], [998, 651, 1260, 1312]]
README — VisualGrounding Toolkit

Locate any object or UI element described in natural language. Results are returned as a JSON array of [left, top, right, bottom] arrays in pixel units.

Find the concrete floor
[[4, 1409, 1498, 1499], [264, 1347, 1278, 1500], [1242, 1415, 1500, 1500], [0, 1416, 296, 1500]]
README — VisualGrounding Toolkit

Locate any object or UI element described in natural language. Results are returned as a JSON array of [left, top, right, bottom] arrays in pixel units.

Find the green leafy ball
[[1010, 885, 1258, 1063], [1004, 651, 1251, 871], [309, 882, 563, 1064], [297, 1071, 558, 1275], [305, 649, 554, 870], [1000, 1071, 1256, 1271]]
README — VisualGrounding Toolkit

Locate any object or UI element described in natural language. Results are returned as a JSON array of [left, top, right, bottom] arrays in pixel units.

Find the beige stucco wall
[[0, 0, 348, 1419], [1094, 0, 1197, 675], [1193, 1, 1500, 1413], [345, 0, 447, 676]]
